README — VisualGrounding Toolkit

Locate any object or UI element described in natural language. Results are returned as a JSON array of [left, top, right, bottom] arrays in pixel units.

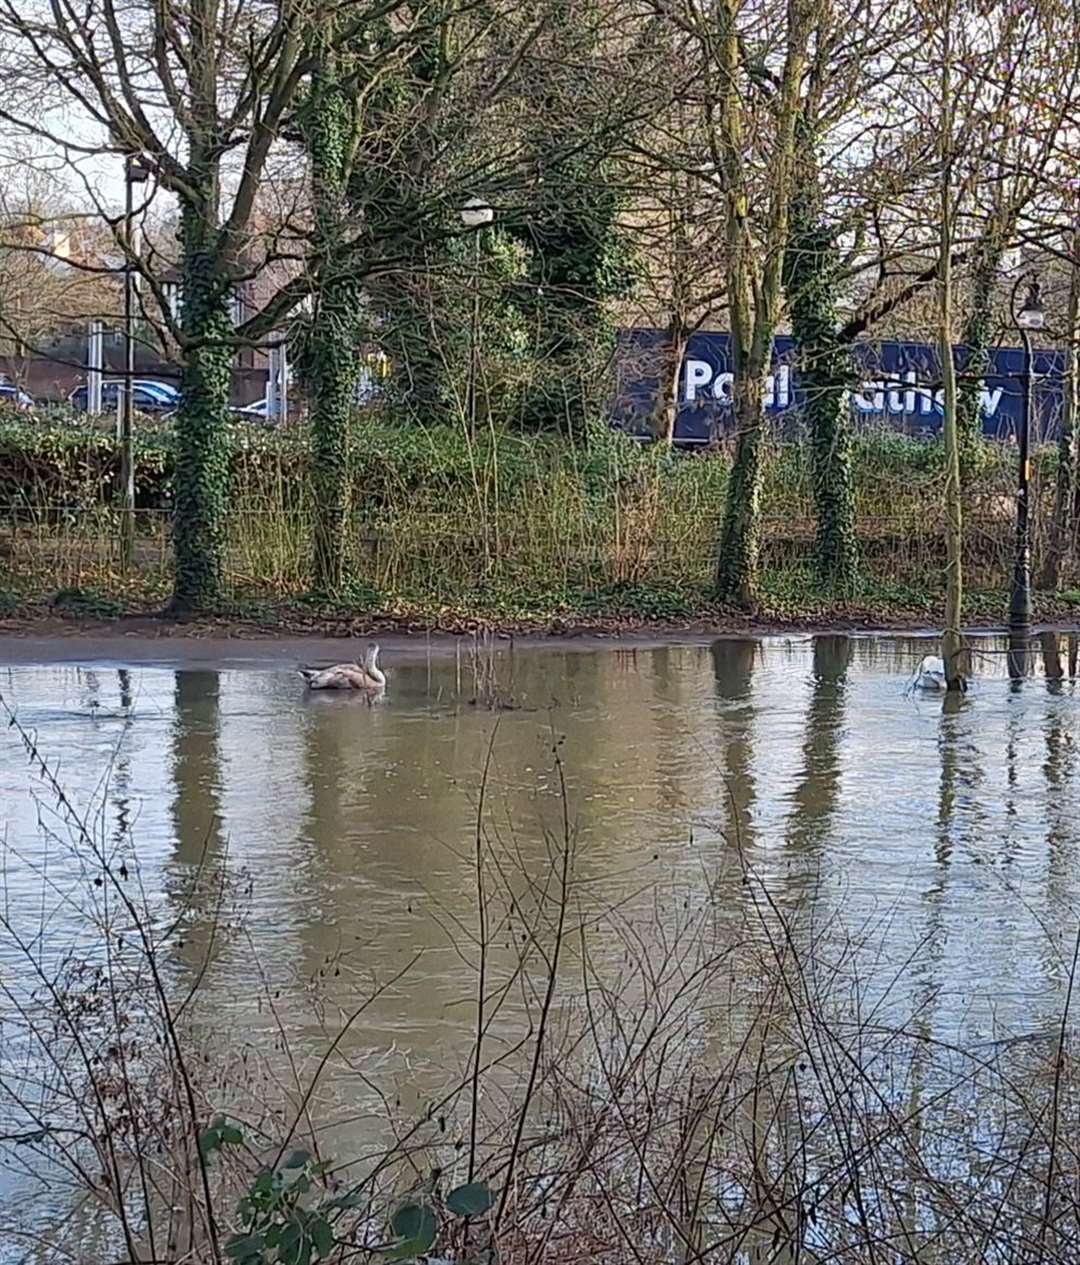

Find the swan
[[913, 654, 947, 691], [300, 643, 386, 692]]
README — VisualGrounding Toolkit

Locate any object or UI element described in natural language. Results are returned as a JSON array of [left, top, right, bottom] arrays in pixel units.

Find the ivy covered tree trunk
[[510, 151, 636, 438], [955, 230, 1005, 481], [505, 0, 638, 439], [171, 198, 233, 612], [715, 377, 766, 607], [784, 176, 858, 597], [346, 17, 453, 423], [711, 0, 810, 612], [304, 36, 361, 595], [1042, 229, 1080, 590]]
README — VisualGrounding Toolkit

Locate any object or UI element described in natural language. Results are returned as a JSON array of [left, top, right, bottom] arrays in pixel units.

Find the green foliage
[[0, 416, 1060, 625], [956, 231, 1007, 480], [386, 1202, 438, 1259], [0, 412, 173, 508], [195, 1118, 495, 1265], [51, 587, 125, 618], [443, 1182, 494, 1217], [384, 1181, 493, 1262], [203, 1124, 339, 1265], [506, 163, 636, 437]]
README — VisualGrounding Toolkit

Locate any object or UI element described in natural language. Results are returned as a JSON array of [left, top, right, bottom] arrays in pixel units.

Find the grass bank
[[0, 406, 1077, 631]]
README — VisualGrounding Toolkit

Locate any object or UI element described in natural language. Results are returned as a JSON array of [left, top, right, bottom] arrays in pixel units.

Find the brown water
[[1, 633, 1079, 1231]]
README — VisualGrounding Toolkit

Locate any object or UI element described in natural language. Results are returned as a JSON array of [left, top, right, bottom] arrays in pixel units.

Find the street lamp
[[460, 198, 494, 436], [121, 154, 150, 571], [1008, 274, 1044, 634]]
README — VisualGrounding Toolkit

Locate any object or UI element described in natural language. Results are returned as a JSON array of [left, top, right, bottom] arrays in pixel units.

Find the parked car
[[0, 380, 34, 410], [68, 379, 180, 414], [231, 398, 277, 424]]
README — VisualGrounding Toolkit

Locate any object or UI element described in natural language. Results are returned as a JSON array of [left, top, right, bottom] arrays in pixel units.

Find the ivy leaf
[[226, 1233, 264, 1260], [220, 1122, 244, 1146], [282, 1149, 312, 1171], [390, 1204, 422, 1240], [311, 1218, 334, 1259], [445, 1182, 493, 1217], [385, 1203, 437, 1258], [199, 1126, 221, 1157], [279, 1220, 306, 1265]]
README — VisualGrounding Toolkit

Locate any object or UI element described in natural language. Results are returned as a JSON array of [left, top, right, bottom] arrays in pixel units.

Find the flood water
[[2, 632, 1080, 1238]]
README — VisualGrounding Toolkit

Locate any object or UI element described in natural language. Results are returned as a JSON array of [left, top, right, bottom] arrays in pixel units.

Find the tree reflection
[[170, 672, 224, 867], [1007, 629, 1032, 690], [786, 635, 852, 856], [111, 669, 134, 850], [710, 639, 757, 852], [936, 689, 970, 860], [1041, 631, 1064, 694], [169, 671, 226, 983]]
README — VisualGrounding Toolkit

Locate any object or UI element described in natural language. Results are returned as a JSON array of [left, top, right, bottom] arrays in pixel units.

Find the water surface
[[1, 633, 1078, 1215]]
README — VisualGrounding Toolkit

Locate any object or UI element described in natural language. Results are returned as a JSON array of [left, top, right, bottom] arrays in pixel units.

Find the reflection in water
[[710, 639, 757, 851], [171, 672, 224, 869], [786, 636, 851, 856], [1042, 631, 1065, 691], [1007, 628, 1032, 689], [2, 634, 1080, 1200], [112, 669, 134, 851], [169, 672, 226, 985]]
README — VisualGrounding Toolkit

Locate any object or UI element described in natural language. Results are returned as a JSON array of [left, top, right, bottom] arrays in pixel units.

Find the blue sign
[[614, 330, 1065, 444]]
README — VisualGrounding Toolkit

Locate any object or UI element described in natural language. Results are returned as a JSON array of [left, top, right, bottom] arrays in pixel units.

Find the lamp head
[[1018, 279, 1044, 331], [460, 197, 494, 229]]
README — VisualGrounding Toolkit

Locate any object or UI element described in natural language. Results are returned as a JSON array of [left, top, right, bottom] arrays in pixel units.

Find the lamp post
[[121, 155, 150, 571], [460, 197, 494, 437], [1009, 275, 1044, 635]]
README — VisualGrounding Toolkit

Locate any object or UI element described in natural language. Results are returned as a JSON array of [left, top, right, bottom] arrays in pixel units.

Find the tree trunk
[[955, 232, 1005, 481], [938, 8, 966, 692], [653, 318, 688, 446], [1040, 220, 1080, 591], [803, 341, 858, 595], [711, 0, 810, 612], [784, 175, 858, 598], [306, 38, 361, 595], [171, 208, 232, 612], [715, 376, 766, 607]]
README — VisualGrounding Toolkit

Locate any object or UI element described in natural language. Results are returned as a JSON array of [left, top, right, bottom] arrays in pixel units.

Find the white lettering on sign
[[683, 359, 1006, 418], [683, 362, 792, 407]]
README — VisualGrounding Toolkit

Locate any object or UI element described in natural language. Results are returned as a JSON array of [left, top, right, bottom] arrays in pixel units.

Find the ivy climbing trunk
[[716, 374, 767, 605], [1041, 219, 1080, 591], [305, 34, 361, 595], [783, 149, 858, 597], [955, 230, 1005, 481], [172, 197, 233, 612], [711, 0, 813, 610]]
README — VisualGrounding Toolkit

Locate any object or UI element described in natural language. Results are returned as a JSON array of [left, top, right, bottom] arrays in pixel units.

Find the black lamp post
[[1009, 275, 1044, 634], [121, 154, 150, 571]]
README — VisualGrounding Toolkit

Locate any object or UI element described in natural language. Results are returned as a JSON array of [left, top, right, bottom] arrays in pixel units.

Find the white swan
[[913, 654, 947, 691], [300, 643, 386, 693]]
